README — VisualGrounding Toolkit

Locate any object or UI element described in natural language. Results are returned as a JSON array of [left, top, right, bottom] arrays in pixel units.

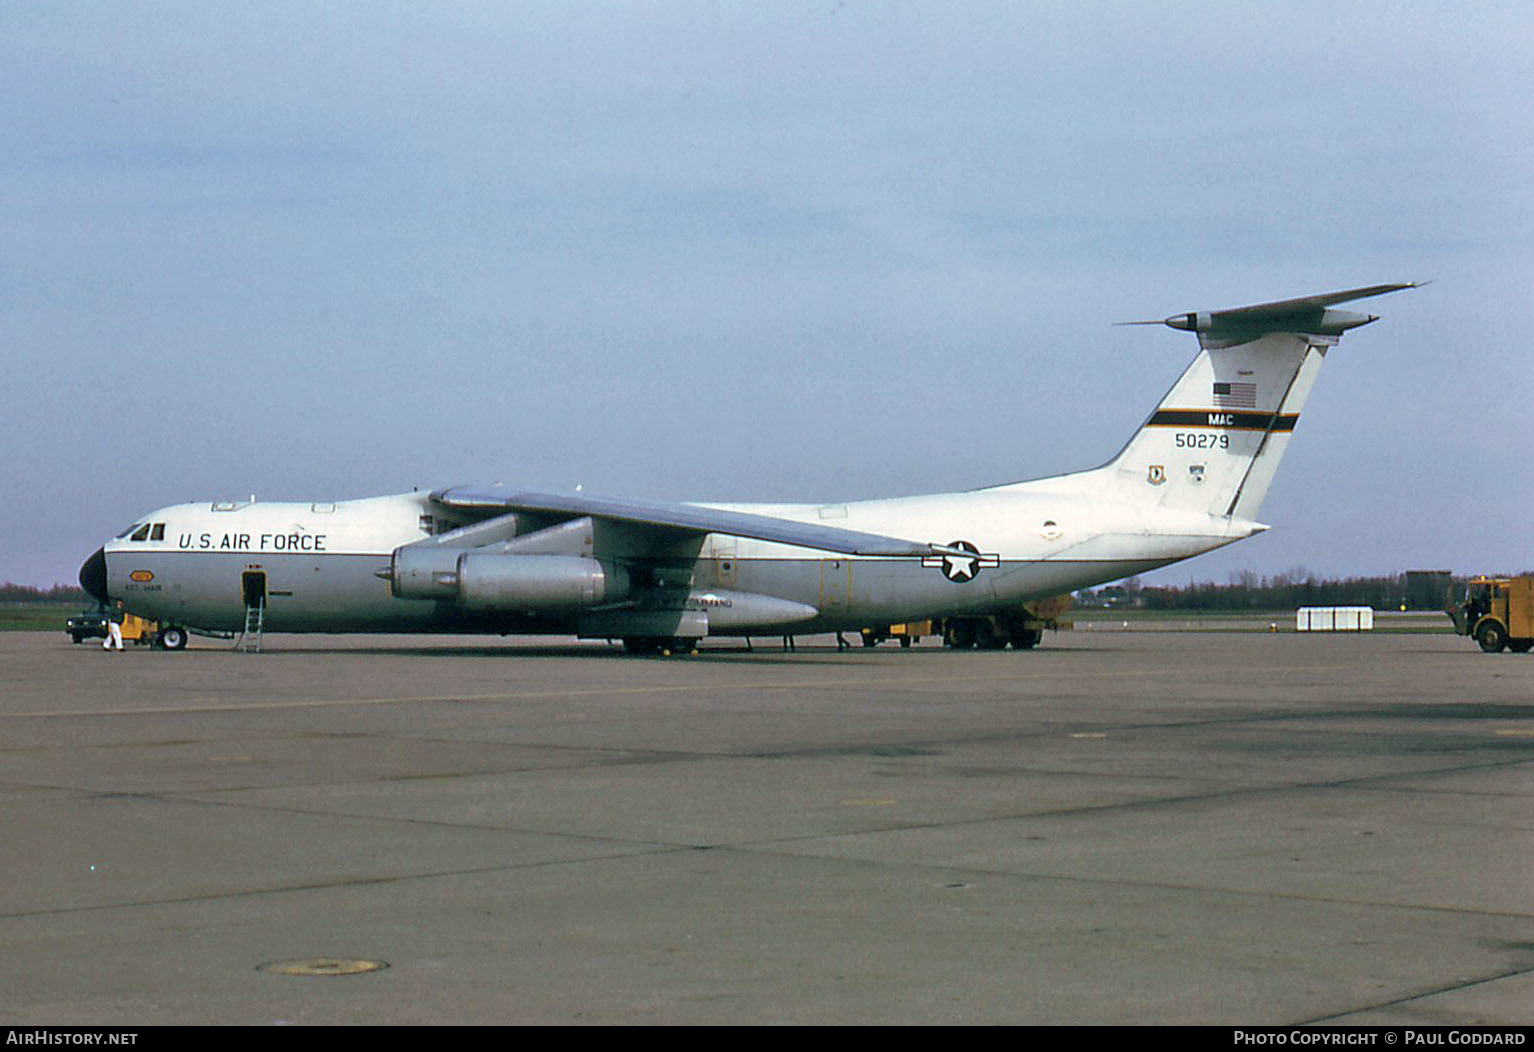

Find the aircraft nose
[[79, 547, 109, 604]]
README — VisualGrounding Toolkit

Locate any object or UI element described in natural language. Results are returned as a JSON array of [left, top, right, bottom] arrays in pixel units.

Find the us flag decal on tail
[[1212, 381, 1257, 408]]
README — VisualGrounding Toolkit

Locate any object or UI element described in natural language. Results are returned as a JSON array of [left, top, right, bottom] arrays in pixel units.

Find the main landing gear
[[941, 616, 1043, 651]]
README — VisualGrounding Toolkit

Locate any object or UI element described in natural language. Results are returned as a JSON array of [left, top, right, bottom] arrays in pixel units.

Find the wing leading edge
[[431, 486, 951, 558]]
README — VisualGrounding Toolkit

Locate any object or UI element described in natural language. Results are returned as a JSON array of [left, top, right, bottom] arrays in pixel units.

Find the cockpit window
[[130, 524, 152, 542], [150, 523, 165, 541], [116, 524, 142, 539]]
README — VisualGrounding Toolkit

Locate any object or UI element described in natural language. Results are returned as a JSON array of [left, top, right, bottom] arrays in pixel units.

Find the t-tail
[[1100, 283, 1419, 521]]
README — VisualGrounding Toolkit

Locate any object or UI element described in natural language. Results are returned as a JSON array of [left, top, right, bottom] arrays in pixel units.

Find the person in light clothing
[[103, 602, 124, 651]]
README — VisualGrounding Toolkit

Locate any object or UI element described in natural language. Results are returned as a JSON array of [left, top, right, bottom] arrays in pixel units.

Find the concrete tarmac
[[2, 629, 1532, 1025]]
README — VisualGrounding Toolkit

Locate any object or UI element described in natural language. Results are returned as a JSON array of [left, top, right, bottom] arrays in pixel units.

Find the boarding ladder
[[237, 597, 265, 653]]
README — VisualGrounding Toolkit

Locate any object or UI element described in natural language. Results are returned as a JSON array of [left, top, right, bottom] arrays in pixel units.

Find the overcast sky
[[3, 2, 1530, 588]]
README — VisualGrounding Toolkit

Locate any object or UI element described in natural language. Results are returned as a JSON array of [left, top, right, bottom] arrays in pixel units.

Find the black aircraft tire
[[159, 626, 188, 651], [944, 620, 977, 649], [1476, 621, 1508, 654], [1009, 627, 1043, 650]]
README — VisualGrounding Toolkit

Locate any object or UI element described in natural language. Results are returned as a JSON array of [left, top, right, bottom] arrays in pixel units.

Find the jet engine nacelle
[[455, 553, 629, 611], [389, 546, 461, 599]]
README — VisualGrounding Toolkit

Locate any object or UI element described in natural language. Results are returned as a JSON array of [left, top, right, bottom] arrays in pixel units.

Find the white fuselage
[[101, 469, 1259, 636]]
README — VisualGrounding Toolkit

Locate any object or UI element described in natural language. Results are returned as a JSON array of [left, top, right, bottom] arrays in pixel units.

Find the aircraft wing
[[430, 486, 943, 557]]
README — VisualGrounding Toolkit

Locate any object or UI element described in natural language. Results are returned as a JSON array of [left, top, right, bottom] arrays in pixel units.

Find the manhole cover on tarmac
[[258, 958, 389, 977]]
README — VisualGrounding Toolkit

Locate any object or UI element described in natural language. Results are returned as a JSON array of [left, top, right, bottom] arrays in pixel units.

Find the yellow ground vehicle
[[121, 613, 159, 645], [1447, 575, 1534, 653], [859, 620, 933, 648]]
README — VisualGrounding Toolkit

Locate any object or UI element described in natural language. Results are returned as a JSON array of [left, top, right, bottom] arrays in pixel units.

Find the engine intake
[[389, 546, 461, 599]]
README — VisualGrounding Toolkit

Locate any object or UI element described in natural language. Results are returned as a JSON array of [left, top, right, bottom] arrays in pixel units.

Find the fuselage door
[[241, 570, 267, 609], [819, 558, 850, 616]]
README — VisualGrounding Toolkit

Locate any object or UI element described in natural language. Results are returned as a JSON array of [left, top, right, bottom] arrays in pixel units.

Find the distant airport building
[[1404, 570, 1453, 611]]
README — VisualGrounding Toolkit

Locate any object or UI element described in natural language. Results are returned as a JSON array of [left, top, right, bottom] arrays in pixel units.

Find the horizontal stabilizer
[[1122, 282, 1422, 345]]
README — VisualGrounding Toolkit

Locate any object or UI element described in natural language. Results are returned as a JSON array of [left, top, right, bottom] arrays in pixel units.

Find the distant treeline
[[0, 583, 89, 604], [1078, 572, 1487, 612], [4, 572, 1525, 612]]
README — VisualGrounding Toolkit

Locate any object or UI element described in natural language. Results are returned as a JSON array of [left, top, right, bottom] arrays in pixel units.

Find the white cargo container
[[1295, 606, 1374, 631]]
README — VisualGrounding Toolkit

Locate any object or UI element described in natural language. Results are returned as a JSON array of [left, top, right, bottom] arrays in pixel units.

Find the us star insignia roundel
[[922, 539, 1001, 583]]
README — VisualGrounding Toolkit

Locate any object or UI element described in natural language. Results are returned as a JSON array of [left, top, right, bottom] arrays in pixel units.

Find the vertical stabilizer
[[1103, 283, 1416, 520]]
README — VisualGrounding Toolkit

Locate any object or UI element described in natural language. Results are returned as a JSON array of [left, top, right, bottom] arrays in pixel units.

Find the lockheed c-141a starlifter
[[81, 283, 1417, 653]]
